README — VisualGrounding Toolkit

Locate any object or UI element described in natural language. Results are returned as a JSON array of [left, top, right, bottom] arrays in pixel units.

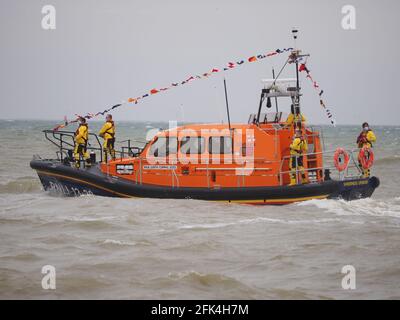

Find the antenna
[[272, 68, 279, 113], [223, 78, 232, 131], [292, 27, 298, 50]]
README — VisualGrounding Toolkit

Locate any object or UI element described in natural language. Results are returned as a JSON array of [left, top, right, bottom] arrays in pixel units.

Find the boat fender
[[358, 147, 374, 169], [334, 148, 350, 172]]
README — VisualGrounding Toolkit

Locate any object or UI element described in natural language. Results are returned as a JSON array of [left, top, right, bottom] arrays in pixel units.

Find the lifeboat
[[30, 48, 380, 204]]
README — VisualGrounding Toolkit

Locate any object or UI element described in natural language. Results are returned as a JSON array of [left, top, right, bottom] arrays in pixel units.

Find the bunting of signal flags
[[298, 63, 336, 126], [52, 48, 294, 131]]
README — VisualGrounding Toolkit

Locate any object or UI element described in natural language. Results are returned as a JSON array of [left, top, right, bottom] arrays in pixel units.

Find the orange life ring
[[334, 148, 350, 172], [358, 147, 374, 169]]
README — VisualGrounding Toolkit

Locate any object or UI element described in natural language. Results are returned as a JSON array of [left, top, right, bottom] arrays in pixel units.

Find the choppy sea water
[[0, 120, 399, 299]]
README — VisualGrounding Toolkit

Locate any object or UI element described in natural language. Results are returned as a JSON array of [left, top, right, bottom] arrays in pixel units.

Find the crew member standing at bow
[[357, 122, 376, 177], [74, 117, 91, 169], [99, 114, 116, 162], [289, 128, 308, 186]]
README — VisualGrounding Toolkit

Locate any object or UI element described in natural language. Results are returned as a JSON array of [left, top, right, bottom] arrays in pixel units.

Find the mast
[[292, 28, 300, 94], [292, 28, 300, 114], [290, 28, 309, 120], [254, 29, 309, 126]]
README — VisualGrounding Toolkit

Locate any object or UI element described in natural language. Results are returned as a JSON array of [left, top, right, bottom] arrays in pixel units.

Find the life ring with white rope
[[334, 148, 350, 172], [358, 147, 374, 169]]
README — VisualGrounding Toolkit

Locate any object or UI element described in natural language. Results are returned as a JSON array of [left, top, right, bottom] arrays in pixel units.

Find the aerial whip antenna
[[223, 78, 232, 132], [292, 27, 298, 49], [272, 68, 279, 113]]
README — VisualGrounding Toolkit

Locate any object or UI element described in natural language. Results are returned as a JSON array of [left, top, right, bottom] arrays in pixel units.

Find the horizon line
[[0, 118, 397, 127]]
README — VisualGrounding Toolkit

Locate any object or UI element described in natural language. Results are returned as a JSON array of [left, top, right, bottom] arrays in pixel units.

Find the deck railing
[[278, 148, 363, 185], [43, 130, 143, 166]]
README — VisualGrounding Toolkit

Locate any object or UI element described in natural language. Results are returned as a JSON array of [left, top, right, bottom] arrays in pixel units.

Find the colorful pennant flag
[[53, 47, 293, 131], [299, 63, 336, 126]]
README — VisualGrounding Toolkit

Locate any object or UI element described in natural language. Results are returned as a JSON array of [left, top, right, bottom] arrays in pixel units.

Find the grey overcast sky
[[0, 0, 399, 125]]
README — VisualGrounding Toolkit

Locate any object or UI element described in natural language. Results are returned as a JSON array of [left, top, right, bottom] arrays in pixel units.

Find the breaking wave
[[178, 216, 341, 230], [0, 177, 41, 194], [162, 271, 261, 298], [159, 271, 328, 299], [99, 239, 153, 247]]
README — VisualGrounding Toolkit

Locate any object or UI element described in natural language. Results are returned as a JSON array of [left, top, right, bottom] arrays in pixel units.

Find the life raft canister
[[358, 146, 374, 169], [334, 148, 350, 172]]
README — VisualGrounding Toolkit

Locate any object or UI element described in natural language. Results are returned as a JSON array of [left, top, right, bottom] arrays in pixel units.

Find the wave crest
[[0, 177, 41, 194]]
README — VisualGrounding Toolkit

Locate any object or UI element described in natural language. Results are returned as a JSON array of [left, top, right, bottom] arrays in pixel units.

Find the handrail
[[308, 125, 325, 152], [42, 129, 144, 165], [172, 169, 179, 188], [132, 147, 364, 188], [278, 148, 364, 185]]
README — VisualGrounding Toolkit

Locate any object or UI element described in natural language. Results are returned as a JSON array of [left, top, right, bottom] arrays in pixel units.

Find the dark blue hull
[[30, 159, 380, 204]]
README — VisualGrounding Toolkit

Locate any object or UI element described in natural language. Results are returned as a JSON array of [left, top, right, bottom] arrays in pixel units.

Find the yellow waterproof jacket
[[290, 136, 308, 155], [99, 121, 115, 140], [75, 124, 88, 145], [357, 130, 376, 148], [286, 113, 306, 126]]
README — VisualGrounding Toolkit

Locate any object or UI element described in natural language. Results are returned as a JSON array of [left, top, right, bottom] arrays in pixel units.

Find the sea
[[0, 120, 399, 299]]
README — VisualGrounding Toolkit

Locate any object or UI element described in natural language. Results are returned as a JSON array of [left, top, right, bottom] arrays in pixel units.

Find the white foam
[[178, 216, 342, 230], [102, 239, 136, 246], [297, 198, 400, 219]]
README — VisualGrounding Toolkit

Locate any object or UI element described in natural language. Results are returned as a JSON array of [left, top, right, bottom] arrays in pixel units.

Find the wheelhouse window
[[209, 136, 232, 154], [180, 136, 205, 155], [149, 136, 177, 157]]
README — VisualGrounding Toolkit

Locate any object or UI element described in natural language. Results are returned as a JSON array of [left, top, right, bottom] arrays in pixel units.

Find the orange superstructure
[[100, 119, 324, 189]]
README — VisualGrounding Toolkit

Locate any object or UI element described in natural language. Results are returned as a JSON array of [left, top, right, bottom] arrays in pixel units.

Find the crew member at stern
[[99, 114, 116, 163], [74, 117, 91, 169], [289, 129, 308, 186], [357, 122, 376, 148], [357, 122, 376, 177]]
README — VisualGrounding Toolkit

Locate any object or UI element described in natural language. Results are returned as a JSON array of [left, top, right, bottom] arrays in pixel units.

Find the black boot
[[85, 158, 92, 168]]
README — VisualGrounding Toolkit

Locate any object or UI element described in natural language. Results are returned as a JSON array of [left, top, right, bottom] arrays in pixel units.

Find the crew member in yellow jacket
[[356, 122, 377, 177], [285, 104, 306, 129], [99, 114, 116, 162], [74, 117, 91, 168], [289, 129, 308, 186]]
